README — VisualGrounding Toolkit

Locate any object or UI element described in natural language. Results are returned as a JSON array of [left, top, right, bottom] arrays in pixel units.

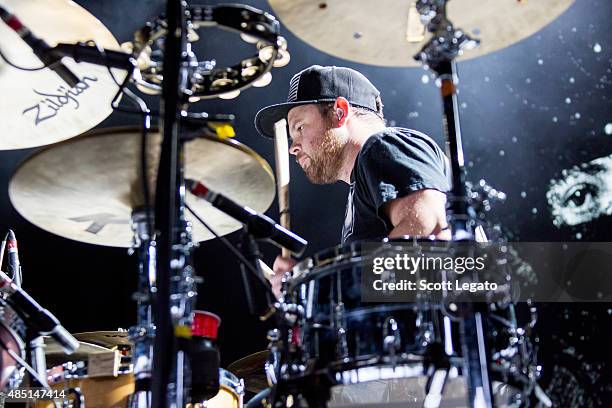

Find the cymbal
[[44, 338, 110, 367], [73, 331, 131, 349], [227, 350, 269, 393], [9, 127, 276, 247], [269, 0, 575, 67], [0, 0, 125, 149]]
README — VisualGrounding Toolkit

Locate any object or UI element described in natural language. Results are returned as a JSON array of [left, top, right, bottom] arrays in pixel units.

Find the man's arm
[[382, 188, 451, 239]]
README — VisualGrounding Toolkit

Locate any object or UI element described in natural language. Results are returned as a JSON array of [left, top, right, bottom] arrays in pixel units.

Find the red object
[[190, 180, 209, 197], [192, 310, 221, 340]]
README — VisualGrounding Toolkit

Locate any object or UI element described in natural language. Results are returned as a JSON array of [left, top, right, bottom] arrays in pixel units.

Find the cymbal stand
[[151, 1, 195, 406], [414, 1, 494, 407], [128, 209, 157, 408]]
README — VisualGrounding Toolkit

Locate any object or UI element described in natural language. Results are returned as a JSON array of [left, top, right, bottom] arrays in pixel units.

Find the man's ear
[[333, 96, 350, 127]]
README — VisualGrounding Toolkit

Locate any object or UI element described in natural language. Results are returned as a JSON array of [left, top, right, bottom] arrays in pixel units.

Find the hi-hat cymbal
[[228, 350, 269, 393], [44, 338, 110, 367], [9, 127, 276, 247], [73, 331, 131, 349], [0, 0, 125, 150], [269, 0, 575, 67]]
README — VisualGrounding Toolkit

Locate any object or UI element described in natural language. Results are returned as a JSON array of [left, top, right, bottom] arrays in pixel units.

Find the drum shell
[[284, 240, 534, 387]]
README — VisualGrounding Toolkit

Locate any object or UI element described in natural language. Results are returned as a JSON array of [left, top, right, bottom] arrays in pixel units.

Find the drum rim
[[288, 238, 453, 289]]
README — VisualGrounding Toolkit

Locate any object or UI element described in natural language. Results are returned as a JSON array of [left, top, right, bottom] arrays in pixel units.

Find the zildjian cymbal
[[0, 0, 125, 149], [9, 127, 276, 247], [268, 0, 575, 67]]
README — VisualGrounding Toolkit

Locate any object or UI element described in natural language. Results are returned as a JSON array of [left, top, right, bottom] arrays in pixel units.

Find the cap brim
[[254, 99, 336, 138]]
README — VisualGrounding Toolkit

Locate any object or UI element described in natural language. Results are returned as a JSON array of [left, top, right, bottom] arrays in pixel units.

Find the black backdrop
[[0, 0, 611, 405]]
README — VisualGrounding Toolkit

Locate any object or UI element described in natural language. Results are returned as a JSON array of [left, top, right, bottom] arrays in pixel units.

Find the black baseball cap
[[254, 65, 382, 138]]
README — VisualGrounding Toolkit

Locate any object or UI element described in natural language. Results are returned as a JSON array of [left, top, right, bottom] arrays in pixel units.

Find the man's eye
[[297, 125, 304, 133]]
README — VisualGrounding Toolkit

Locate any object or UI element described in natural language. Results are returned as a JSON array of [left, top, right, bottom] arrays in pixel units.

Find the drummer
[[254, 65, 451, 297]]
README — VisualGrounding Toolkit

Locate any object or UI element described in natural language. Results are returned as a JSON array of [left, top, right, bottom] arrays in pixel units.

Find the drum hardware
[[272, 240, 541, 408], [412, 2, 500, 406], [131, 4, 291, 402], [128, 209, 157, 408]]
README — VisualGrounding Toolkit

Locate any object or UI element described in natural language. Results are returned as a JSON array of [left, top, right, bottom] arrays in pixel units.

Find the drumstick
[[274, 119, 291, 258], [257, 119, 291, 282]]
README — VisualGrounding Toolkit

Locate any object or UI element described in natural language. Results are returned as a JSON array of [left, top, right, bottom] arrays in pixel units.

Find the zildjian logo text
[[22, 76, 99, 125]]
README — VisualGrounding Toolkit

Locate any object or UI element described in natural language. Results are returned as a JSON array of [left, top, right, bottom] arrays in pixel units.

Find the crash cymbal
[[73, 331, 131, 349], [9, 126, 276, 247], [228, 350, 269, 393], [269, 0, 575, 67], [0, 0, 125, 149]]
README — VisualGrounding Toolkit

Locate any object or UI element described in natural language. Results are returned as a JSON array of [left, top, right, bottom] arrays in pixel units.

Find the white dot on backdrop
[[576, 232, 583, 239], [499, 150, 505, 156], [421, 75, 429, 84], [569, 77, 575, 84], [460, 102, 467, 109], [574, 112, 581, 119], [521, 191, 527, 198], [565, 97, 572, 104], [484, 76, 490, 82], [552, 116, 558, 122], [537, 59, 544, 65], [605, 123, 612, 135], [532, 208, 538, 214], [593, 43, 602, 53]]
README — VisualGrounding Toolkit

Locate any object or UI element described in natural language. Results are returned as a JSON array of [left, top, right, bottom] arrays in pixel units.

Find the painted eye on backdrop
[[547, 154, 612, 227], [562, 182, 599, 210]]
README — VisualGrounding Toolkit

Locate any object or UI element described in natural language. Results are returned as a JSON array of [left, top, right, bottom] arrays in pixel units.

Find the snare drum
[[279, 239, 537, 406]]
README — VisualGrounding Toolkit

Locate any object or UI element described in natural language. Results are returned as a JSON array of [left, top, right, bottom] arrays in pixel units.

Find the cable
[[119, 87, 153, 235], [184, 203, 276, 300], [0, 47, 49, 71]]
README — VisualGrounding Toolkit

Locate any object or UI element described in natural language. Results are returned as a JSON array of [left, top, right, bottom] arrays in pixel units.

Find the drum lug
[[333, 303, 349, 359], [382, 317, 401, 356]]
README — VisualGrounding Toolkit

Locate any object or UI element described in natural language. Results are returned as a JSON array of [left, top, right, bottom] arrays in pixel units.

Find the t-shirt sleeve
[[356, 133, 450, 213]]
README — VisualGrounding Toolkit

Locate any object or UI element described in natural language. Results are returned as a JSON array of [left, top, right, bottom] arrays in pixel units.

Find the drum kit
[[0, 0, 576, 407]]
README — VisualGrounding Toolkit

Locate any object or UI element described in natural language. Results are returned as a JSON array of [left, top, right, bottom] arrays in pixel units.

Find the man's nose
[[289, 141, 300, 155]]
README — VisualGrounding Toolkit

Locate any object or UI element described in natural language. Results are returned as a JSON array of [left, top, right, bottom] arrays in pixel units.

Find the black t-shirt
[[341, 127, 450, 243]]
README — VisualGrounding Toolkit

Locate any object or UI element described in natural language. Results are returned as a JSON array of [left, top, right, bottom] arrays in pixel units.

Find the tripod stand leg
[[424, 368, 449, 408], [461, 310, 494, 408]]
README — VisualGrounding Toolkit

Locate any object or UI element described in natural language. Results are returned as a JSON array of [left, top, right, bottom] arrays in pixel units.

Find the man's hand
[[269, 256, 298, 299]]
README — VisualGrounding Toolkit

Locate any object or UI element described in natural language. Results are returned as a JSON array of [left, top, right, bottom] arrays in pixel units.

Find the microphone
[[0, 270, 79, 354], [185, 179, 307, 256], [6, 230, 22, 287], [0, 5, 80, 87]]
